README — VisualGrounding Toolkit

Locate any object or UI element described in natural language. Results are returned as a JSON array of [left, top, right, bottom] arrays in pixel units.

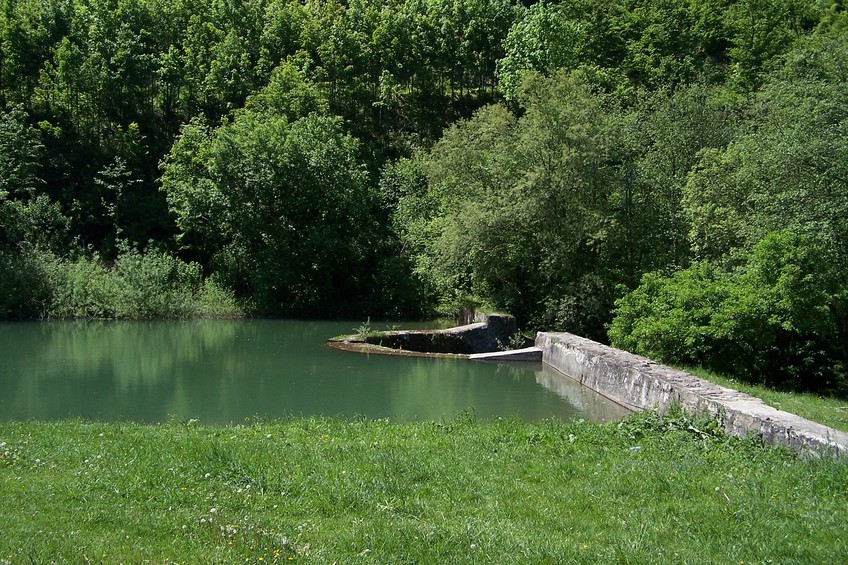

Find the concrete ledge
[[537, 331, 848, 458], [326, 339, 469, 359], [329, 312, 518, 356], [469, 347, 543, 362]]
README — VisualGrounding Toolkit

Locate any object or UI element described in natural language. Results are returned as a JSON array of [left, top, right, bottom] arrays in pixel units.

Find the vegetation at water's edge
[[1, 0, 847, 394], [2, 411, 847, 563], [3, 243, 242, 320]]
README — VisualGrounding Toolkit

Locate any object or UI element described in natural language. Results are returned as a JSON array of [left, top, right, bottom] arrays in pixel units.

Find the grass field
[[2, 410, 846, 564]]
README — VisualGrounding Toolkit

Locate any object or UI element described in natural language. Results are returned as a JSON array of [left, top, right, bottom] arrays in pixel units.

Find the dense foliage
[[0, 0, 845, 390], [610, 30, 848, 395]]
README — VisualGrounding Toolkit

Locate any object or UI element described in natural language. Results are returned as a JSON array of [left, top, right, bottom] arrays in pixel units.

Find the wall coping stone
[[469, 347, 542, 362], [537, 331, 848, 458]]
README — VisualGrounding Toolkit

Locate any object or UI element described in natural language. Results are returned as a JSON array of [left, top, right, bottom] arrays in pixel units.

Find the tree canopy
[[0, 0, 846, 392]]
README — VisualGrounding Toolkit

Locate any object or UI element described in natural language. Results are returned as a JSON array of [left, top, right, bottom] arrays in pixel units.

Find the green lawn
[[2, 412, 846, 563]]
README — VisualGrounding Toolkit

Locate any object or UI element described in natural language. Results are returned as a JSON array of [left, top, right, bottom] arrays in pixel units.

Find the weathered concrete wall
[[537, 331, 848, 457], [469, 347, 543, 362], [370, 325, 480, 354], [372, 313, 517, 353], [328, 312, 518, 356]]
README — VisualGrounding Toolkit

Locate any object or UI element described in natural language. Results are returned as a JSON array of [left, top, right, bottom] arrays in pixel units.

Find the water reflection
[[0, 320, 628, 424], [533, 364, 629, 417]]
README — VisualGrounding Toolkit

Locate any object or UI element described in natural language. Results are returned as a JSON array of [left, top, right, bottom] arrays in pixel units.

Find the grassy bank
[[2, 412, 846, 564], [685, 367, 848, 434]]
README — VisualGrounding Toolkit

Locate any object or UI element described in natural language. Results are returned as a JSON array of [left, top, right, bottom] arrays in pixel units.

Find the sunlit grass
[[685, 366, 848, 433], [2, 412, 846, 563]]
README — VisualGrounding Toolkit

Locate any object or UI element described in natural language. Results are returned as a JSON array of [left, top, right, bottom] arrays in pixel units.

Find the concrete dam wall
[[537, 331, 848, 458]]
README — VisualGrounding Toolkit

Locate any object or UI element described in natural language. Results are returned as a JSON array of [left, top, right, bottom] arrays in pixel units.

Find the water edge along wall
[[536, 332, 848, 458]]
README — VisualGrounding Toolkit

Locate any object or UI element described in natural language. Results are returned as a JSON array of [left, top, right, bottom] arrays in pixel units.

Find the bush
[[193, 276, 242, 318], [609, 231, 848, 395], [0, 245, 242, 321], [608, 263, 732, 368], [0, 246, 50, 319], [111, 247, 204, 319], [42, 251, 117, 319]]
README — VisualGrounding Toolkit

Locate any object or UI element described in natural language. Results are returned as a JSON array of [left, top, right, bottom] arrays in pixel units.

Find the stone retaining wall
[[537, 331, 848, 457], [367, 313, 516, 354], [328, 312, 518, 356]]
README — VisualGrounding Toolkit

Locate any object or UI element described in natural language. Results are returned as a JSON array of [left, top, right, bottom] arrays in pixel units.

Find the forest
[[0, 0, 846, 395]]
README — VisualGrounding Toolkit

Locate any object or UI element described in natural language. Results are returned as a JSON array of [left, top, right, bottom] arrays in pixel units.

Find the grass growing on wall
[[2, 411, 847, 563]]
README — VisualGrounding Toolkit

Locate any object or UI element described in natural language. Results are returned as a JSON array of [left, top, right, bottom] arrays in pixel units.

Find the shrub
[[42, 251, 117, 319], [194, 276, 242, 318], [112, 247, 203, 319], [608, 263, 732, 368], [4, 245, 243, 321], [0, 246, 50, 319], [609, 231, 847, 395]]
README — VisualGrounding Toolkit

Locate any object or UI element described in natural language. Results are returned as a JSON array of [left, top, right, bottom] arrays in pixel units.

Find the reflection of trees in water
[[384, 359, 608, 422], [9, 318, 347, 388], [0, 321, 630, 423], [25, 320, 244, 388], [533, 365, 630, 422], [0, 320, 361, 422], [0, 320, 245, 421], [383, 358, 483, 420]]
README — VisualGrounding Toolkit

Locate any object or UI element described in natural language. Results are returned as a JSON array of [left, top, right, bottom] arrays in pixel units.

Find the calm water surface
[[0, 320, 628, 424]]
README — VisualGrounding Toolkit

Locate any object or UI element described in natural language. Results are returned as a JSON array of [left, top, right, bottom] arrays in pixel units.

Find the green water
[[0, 319, 628, 424]]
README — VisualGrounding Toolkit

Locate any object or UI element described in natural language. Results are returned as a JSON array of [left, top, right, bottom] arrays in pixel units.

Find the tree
[[611, 28, 848, 394], [496, 3, 584, 101], [0, 104, 67, 318], [609, 83, 737, 277], [725, 0, 820, 90], [0, 104, 41, 199], [162, 110, 378, 315], [394, 71, 623, 337], [684, 27, 848, 264]]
